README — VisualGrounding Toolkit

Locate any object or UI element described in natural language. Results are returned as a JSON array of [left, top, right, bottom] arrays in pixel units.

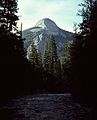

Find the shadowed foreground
[[0, 94, 91, 120]]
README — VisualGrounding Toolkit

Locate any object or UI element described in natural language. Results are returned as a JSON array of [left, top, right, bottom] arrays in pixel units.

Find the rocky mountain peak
[[35, 18, 59, 31], [23, 18, 73, 59]]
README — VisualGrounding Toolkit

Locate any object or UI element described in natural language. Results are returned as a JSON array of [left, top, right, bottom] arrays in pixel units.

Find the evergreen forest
[[0, 1, 97, 117]]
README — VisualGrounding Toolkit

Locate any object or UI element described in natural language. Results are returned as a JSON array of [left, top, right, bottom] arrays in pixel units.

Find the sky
[[17, 0, 83, 32]]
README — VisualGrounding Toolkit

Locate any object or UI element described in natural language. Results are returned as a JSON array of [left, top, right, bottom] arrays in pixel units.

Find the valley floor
[[0, 94, 91, 120]]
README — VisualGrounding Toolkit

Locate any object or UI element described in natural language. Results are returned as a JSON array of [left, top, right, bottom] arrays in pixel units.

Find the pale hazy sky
[[17, 0, 83, 32]]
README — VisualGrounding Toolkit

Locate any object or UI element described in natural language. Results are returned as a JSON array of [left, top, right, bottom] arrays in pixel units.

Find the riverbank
[[0, 94, 91, 120]]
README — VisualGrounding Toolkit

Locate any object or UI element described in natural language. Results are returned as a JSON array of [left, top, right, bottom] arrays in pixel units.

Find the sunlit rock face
[[23, 18, 73, 59]]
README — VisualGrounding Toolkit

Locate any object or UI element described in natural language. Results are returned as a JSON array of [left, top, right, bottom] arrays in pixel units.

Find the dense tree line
[[0, 0, 73, 96], [2, 0, 97, 103], [0, 0, 24, 98], [28, 35, 67, 92], [43, 35, 66, 92], [70, 0, 97, 104], [0, 0, 69, 98], [28, 41, 42, 69], [69, 0, 97, 119], [60, 41, 73, 92], [0, 0, 45, 100]]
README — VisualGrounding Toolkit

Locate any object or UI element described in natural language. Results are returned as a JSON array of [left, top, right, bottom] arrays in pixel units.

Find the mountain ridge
[[23, 18, 73, 59]]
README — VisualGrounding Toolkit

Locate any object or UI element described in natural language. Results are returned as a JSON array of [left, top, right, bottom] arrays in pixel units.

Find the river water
[[0, 94, 91, 120]]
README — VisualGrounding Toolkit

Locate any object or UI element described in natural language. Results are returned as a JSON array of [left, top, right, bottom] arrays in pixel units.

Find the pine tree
[[0, 0, 27, 97], [44, 35, 58, 75], [0, 0, 25, 64], [61, 41, 72, 80], [43, 41, 49, 71], [60, 41, 73, 91], [70, 0, 97, 107], [28, 41, 42, 69], [61, 41, 72, 68], [56, 59, 62, 79], [0, 0, 18, 32]]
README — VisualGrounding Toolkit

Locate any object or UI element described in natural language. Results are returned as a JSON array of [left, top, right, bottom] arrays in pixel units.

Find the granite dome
[[23, 18, 73, 60], [35, 18, 59, 31]]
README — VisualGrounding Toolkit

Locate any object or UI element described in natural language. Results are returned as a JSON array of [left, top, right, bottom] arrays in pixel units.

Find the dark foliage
[[43, 35, 65, 92], [70, 0, 97, 108], [0, 0, 46, 101], [61, 41, 73, 92]]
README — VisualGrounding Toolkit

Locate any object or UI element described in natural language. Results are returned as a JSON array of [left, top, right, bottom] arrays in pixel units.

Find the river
[[0, 94, 91, 120]]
